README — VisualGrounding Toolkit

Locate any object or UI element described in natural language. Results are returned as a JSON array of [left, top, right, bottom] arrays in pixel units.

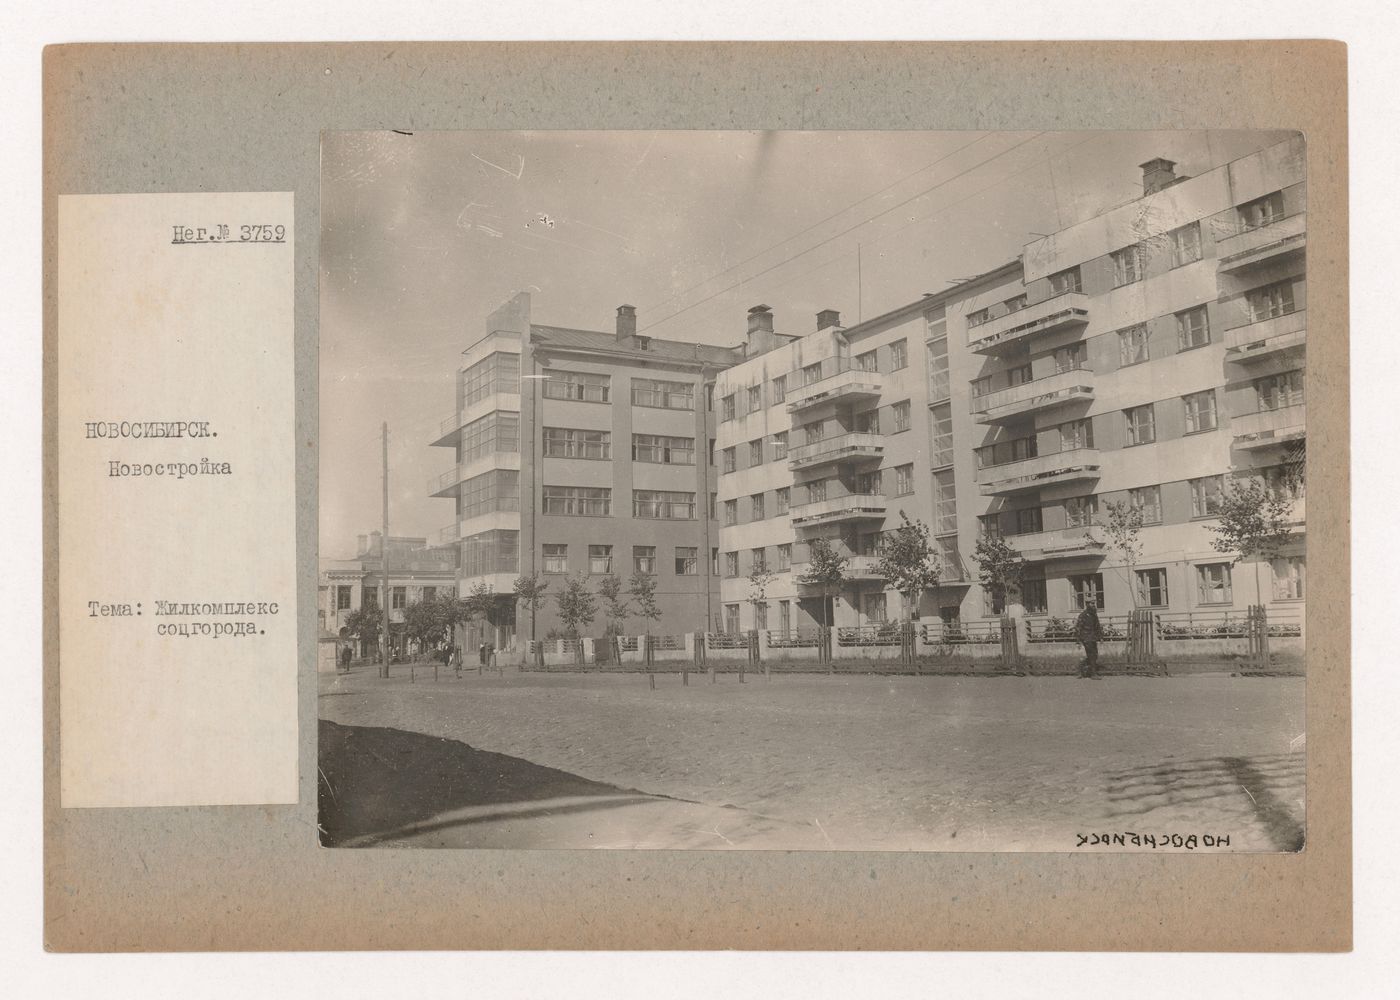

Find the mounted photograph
[[317, 129, 1309, 852]]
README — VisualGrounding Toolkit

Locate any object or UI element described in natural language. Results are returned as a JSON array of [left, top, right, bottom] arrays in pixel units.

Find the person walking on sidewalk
[[1076, 603, 1103, 679]]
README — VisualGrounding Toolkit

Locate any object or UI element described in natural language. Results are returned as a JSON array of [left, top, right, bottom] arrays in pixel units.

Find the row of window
[[718, 341, 909, 422], [1004, 555, 1305, 615], [537, 371, 700, 410], [539, 487, 699, 520], [540, 428, 699, 465], [334, 584, 442, 612], [718, 402, 913, 474], [541, 543, 712, 577]]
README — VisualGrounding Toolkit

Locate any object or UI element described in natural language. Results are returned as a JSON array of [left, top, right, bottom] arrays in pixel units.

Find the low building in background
[[318, 531, 459, 658]]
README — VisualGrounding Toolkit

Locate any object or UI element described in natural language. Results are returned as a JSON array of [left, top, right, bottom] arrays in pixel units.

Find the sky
[[319, 129, 1295, 557]]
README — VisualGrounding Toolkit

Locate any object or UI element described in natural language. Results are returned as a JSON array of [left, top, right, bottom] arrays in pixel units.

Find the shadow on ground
[[318, 719, 660, 847]]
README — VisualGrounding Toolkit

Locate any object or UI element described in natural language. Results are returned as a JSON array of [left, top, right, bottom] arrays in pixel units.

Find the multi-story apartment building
[[430, 293, 741, 646], [714, 135, 1307, 632], [318, 532, 459, 657]]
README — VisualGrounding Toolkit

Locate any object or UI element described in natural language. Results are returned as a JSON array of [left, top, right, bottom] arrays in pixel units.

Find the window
[[459, 469, 522, 519], [927, 335, 950, 402], [1264, 464, 1306, 502], [462, 530, 520, 577], [392, 587, 406, 610], [1019, 579, 1048, 614], [1190, 475, 1226, 517], [461, 352, 521, 406], [588, 545, 613, 575], [1052, 343, 1085, 373], [712, 548, 719, 575], [771, 431, 788, 461], [675, 547, 698, 576], [1272, 556, 1305, 600], [709, 492, 716, 518], [977, 435, 1038, 468], [751, 547, 767, 573], [706, 384, 714, 411], [1060, 418, 1094, 451], [803, 362, 823, 386], [708, 438, 715, 465], [722, 447, 736, 473], [543, 543, 568, 574], [1007, 364, 1033, 387], [932, 469, 956, 534], [1136, 568, 1169, 608], [1175, 305, 1211, 350], [1238, 191, 1285, 231], [890, 339, 908, 371], [1004, 294, 1028, 313], [633, 490, 696, 520], [460, 412, 520, 462], [892, 400, 911, 432], [863, 593, 888, 623], [1016, 507, 1043, 535], [772, 375, 786, 403], [778, 600, 791, 633], [723, 552, 739, 578], [724, 604, 740, 633], [631, 377, 695, 410], [1129, 485, 1162, 524], [971, 375, 993, 398], [776, 544, 792, 572], [754, 603, 768, 631], [361, 590, 377, 610], [857, 470, 883, 496], [750, 493, 765, 521], [1064, 495, 1098, 528], [1118, 323, 1150, 366], [1196, 563, 1233, 604], [776, 486, 791, 515], [723, 499, 738, 526], [803, 420, 825, 443], [333, 585, 352, 611], [894, 464, 914, 496], [1070, 573, 1105, 610], [746, 384, 762, 413], [979, 513, 1002, 539], [542, 485, 611, 516], [854, 408, 880, 434], [543, 370, 610, 403], [1183, 390, 1218, 433], [856, 350, 878, 372], [1049, 266, 1083, 295], [1125, 404, 1156, 446], [1111, 244, 1144, 286], [749, 439, 764, 467], [421, 587, 436, 603], [721, 394, 735, 421], [1246, 281, 1297, 323], [632, 433, 695, 465], [1170, 222, 1203, 267], [807, 479, 828, 504], [966, 307, 992, 328], [1255, 370, 1305, 411], [543, 426, 611, 460], [930, 403, 954, 468], [632, 545, 656, 575]]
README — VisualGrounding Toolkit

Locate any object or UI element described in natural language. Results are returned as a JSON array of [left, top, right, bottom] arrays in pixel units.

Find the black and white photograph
[[317, 129, 1309, 852]]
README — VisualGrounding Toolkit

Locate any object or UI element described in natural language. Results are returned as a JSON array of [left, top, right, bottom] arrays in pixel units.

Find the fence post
[[824, 625, 834, 674], [998, 615, 1021, 672]]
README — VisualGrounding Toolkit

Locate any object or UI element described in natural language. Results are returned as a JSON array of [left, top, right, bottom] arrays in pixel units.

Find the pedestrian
[[339, 644, 352, 673], [1076, 602, 1103, 678], [450, 643, 461, 678]]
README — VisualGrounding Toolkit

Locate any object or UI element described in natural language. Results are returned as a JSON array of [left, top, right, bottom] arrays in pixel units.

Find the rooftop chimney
[[1140, 157, 1178, 195], [816, 308, 841, 331], [747, 304, 774, 335], [616, 304, 637, 341]]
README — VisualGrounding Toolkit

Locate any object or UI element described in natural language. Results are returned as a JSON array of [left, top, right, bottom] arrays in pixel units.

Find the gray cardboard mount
[[42, 41, 1350, 951]]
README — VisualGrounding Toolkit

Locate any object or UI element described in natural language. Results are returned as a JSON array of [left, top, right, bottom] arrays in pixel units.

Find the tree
[[1101, 499, 1145, 607], [555, 573, 597, 639], [402, 593, 458, 654], [972, 533, 1024, 616], [627, 571, 662, 635], [746, 564, 777, 631], [875, 511, 942, 621], [461, 581, 500, 630], [797, 537, 848, 628], [343, 605, 382, 654], [1208, 475, 1299, 603], [513, 572, 550, 641]]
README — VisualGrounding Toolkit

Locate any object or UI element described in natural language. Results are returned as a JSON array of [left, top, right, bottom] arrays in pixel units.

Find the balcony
[[1224, 309, 1307, 364], [977, 448, 1101, 496], [787, 432, 885, 471], [1216, 213, 1306, 274], [1232, 405, 1306, 451], [784, 363, 883, 414], [789, 493, 889, 528], [1004, 526, 1105, 562], [968, 292, 1091, 355], [428, 466, 468, 498], [429, 411, 466, 448], [970, 366, 1096, 424], [792, 555, 885, 589]]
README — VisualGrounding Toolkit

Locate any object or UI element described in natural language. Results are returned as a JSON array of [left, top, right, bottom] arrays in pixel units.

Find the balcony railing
[[428, 466, 467, 497], [968, 291, 1091, 355], [1224, 309, 1307, 363], [1232, 404, 1306, 450], [787, 432, 885, 470], [977, 448, 1101, 496], [784, 361, 883, 412], [789, 493, 889, 528], [429, 410, 465, 447], [970, 366, 1096, 423], [791, 554, 884, 584], [1003, 526, 1105, 561], [1216, 212, 1306, 273]]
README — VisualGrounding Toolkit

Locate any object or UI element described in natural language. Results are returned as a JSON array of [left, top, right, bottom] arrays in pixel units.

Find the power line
[[636, 131, 1048, 335], [635, 131, 995, 315]]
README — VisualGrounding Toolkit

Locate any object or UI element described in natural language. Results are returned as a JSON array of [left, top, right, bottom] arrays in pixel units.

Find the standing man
[[1076, 602, 1102, 678]]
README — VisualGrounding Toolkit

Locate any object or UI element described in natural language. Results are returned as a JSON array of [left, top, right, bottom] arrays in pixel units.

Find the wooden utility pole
[[380, 421, 390, 678]]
